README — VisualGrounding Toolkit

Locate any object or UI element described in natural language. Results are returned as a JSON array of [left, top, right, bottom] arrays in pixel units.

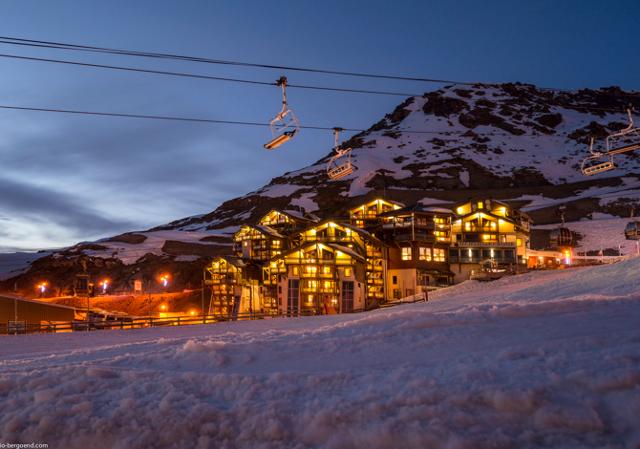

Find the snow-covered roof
[[326, 243, 366, 262]]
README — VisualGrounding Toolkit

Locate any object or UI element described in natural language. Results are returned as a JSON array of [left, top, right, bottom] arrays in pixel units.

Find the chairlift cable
[[0, 53, 419, 97], [2, 36, 640, 101]]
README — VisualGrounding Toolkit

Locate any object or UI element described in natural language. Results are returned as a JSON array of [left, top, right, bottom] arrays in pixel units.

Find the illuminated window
[[401, 247, 412, 261], [343, 268, 352, 277], [419, 247, 431, 261], [433, 248, 445, 262], [517, 238, 523, 247], [305, 265, 317, 274], [292, 266, 299, 276], [323, 266, 331, 274], [272, 240, 281, 248], [464, 222, 471, 231], [477, 201, 483, 209]]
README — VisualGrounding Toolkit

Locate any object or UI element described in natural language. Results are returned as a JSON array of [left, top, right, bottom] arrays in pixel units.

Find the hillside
[[2, 83, 640, 292], [2, 258, 640, 448]]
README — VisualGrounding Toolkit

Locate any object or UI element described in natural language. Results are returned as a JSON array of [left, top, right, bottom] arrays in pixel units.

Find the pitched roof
[[326, 243, 366, 262], [377, 204, 454, 217]]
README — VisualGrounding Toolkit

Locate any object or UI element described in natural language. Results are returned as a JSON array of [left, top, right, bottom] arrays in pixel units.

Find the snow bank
[[1, 259, 640, 448]]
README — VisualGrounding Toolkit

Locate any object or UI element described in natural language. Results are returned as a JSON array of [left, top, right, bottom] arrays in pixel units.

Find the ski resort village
[[2, 3, 640, 449]]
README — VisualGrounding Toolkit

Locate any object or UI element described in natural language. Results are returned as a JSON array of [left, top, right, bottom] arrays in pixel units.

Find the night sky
[[1, 0, 639, 251]]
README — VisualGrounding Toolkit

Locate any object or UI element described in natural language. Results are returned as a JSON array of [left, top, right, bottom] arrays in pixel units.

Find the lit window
[[517, 238, 523, 247], [344, 268, 352, 277], [418, 247, 432, 261], [272, 240, 281, 248], [433, 248, 445, 262], [292, 267, 299, 276], [323, 266, 331, 274], [401, 247, 412, 261], [477, 201, 483, 209]]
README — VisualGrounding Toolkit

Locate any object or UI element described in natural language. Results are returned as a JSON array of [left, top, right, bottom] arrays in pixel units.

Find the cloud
[[0, 175, 135, 236]]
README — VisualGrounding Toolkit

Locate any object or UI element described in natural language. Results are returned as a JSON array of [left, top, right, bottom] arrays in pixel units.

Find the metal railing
[[1, 294, 432, 336]]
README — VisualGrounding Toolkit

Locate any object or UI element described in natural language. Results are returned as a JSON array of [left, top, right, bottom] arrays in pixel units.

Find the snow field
[[1, 258, 640, 448]]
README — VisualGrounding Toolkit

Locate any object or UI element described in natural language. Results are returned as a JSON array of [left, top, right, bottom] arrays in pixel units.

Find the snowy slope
[[163, 83, 640, 233], [2, 258, 640, 448]]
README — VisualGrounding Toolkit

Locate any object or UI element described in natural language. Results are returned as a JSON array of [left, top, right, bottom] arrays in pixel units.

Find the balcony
[[458, 241, 516, 247]]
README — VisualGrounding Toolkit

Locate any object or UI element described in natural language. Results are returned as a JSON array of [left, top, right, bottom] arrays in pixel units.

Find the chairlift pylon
[[326, 127, 354, 180], [264, 76, 300, 150]]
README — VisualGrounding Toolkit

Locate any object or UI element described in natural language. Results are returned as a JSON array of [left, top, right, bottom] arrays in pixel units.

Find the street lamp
[[36, 282, 48, 297], [99, 279, 110, 295], [160, 274, 170, 289]]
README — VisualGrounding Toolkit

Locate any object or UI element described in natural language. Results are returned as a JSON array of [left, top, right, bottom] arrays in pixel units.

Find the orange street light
[[160, 304, 167, 311], [36, 281, 48, 295], [160, 273, 170, 288], [99, 279, 110, 294]]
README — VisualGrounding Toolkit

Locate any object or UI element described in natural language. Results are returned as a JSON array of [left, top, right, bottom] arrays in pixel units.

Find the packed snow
[[2, 257, 640, 448]]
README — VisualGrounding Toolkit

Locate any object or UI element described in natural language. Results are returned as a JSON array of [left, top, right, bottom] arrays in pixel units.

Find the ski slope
[[1, 259, 640, 448]]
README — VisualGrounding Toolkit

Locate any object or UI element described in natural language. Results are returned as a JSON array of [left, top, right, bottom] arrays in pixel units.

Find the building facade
[[205, 198, 535, 315], [449, 199, 531, 283]]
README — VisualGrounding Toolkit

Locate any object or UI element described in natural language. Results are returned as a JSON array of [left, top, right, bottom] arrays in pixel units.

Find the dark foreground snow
[[2, 259, 640, 449]]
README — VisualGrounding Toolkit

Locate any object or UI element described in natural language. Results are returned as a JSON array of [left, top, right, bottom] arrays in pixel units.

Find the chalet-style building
[[262, 220, 386, 315], [204, 198, 538, 316], [203, 256, 261, 316], [375, 204, 454, 299], [349, 198, 404, 229], [449, 199, 531, 283]]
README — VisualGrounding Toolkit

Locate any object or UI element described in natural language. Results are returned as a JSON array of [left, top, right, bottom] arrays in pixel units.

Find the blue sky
[[1, 0, 639, 251]]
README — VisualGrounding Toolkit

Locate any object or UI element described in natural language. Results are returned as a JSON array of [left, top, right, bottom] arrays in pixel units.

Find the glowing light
[[189, 310, 196, 316], [490, 249, 495, 258], [160, 304, 167, 311], [564, 250, 572, 265], [160, 274, 170, 288], [36, 281, 48, 294], [99, 279, 110, 294]]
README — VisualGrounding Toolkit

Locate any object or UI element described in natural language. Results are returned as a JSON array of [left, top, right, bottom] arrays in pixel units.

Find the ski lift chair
[[605, 108, 640, 153], [581, 137, 616, 176], [326, 127, 354, 180], [264, 76, 300, 150]]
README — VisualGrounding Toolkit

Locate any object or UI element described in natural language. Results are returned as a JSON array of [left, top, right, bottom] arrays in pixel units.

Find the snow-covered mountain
[[2, 83, 640, 291], [161, 83, 640, 232]]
